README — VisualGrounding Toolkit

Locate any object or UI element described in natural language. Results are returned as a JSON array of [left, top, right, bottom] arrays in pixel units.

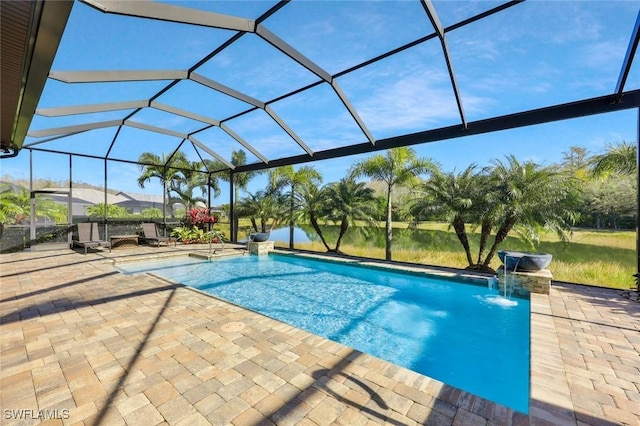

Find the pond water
[[266, 225, 464, 253], [268, 226, 314, 244]]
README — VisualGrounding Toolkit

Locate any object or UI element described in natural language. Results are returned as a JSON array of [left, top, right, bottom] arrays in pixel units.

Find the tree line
[[204, 142, 635, 272], [0, 141, 635, 272]]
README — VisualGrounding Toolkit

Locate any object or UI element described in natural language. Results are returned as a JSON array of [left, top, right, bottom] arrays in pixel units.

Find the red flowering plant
[[187, 207, 218, 229], [172, 208, 220, 244]]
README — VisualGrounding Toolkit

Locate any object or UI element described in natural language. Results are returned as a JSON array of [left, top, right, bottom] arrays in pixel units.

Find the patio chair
[[73, 222, 111, 254], [141, 223, 174, 247], [91, 222, 112, 252]]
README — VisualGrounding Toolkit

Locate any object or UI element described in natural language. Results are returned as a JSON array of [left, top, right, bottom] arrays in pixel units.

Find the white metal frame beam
[[150, 101, 220, 126], [49, 70, 188, 83], [256, 25, 332, 83], [188, 136, 235, 169], [256, 22, 376, 145], [27, 120, 124, 138], [36, 100, 148, 116], [80, 0, 255, 32], [190, 73, 264, 108], [331, 81, 376, 144], [124, 120, 187, 139]]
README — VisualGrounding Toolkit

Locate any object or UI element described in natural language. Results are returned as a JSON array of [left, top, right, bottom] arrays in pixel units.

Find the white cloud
[[459, 39, 501, 61], [579, 40, 626, 70], [354, 69, 489, 133]]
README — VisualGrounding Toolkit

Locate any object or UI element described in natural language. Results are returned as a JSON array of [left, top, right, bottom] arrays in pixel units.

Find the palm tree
[[350, 147, 436, 260], [589, 141, 637, 177], [235, 192, 261, 233], [237, 190, 287, 233], [412, 165, 476, 266], [470, 172, 500, 267], [137, 151, 190, 215], [169, 161, 210, 211], [169, 177, 207, 210], [323, 177, 377, 254], [230, 150, 261, 196], [480, 155, 579, 270], [137, 151, 188, 188], [0, 184, 26, 227], [0, 185, 67, 238], [269, 165, 322, 249], [201, 158, 224, 201], [294, 183, 332, 251], [211, 149, 263, 241]]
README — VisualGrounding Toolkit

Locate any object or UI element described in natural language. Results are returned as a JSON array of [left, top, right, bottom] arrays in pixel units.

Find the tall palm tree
[[137, 151, 190, 215], [323, 177, 377, 254], [589, 141, 637, 177], [211, 149, 263, 241], [269, 165, 322, 249], [169, 170, 208, 211], [170, 157, 222, 212], [412, 165, 476, 267], [230, 150, 262, 197], [137, 151, 189, 189], [350, 147, 436, 260], [201, 158, 225, 201]]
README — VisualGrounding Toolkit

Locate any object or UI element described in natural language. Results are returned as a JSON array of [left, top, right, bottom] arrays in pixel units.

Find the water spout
[[487, 253, 518, 307]]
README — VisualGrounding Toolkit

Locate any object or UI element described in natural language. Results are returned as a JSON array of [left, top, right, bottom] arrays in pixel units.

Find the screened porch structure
[[1, 0, 640, 266]]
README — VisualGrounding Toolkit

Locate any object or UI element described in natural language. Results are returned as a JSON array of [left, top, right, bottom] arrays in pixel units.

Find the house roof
[[41, 187, 127, 205], [115, 191, 163, 203]]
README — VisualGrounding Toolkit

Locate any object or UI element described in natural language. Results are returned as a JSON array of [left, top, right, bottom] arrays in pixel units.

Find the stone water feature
[[497, 250, 554, 295]]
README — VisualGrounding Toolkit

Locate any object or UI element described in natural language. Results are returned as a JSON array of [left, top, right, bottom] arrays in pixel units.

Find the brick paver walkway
[[1, 247, 638, 425]]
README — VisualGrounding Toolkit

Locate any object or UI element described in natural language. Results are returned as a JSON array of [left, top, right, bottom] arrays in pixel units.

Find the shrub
[[186, 207, 218, 229]]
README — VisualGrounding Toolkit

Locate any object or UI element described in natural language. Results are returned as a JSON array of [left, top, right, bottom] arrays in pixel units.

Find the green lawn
[[287, 222, 636, 290]]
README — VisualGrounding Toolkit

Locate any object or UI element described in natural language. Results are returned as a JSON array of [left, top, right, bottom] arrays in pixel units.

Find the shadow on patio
[[1, 249, 638, 425], [1, 249, 514, 425]]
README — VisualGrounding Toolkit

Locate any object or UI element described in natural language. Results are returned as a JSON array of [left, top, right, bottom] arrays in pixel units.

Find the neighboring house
[[10, 185, 223, 218], [41, 187, 127, 217], [115, 191, 164, 215]]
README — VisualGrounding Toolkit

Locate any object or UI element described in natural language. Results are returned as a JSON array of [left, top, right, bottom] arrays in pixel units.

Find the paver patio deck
[[1, 246, 638, 425]]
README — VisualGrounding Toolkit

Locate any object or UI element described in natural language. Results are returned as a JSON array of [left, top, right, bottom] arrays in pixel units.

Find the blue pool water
[[117, 253, 530, 413]]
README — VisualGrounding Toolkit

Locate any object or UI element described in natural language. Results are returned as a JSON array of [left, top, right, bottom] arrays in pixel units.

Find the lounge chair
[[73, 222, 111, 254], [141, 223, 174, 247], [91, 222, 112, 252]]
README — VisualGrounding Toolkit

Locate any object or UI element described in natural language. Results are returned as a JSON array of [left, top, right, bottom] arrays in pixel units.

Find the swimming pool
[[117, 253, 530, 413]]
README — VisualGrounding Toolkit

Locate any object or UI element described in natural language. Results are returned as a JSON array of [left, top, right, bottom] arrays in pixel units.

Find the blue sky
[[2, 0, 639, 204]]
